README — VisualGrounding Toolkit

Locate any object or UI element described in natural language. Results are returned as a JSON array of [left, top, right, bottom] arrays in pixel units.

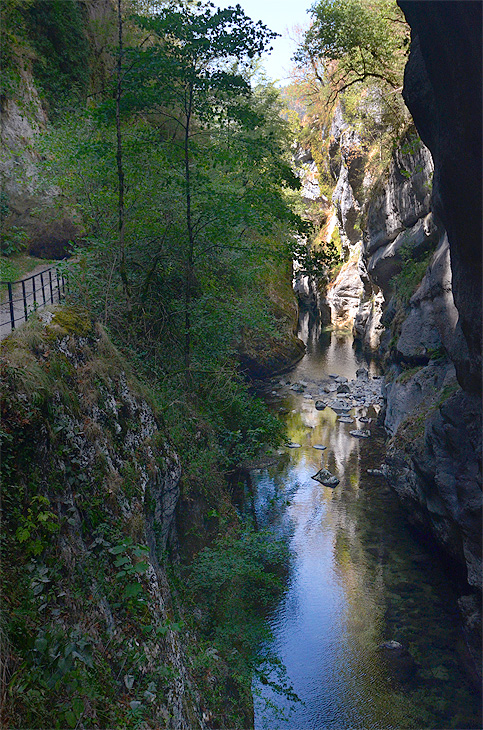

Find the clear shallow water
[[251, 317, 481, 730]]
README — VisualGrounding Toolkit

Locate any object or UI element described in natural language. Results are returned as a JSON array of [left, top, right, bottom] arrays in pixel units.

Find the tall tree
[[296, 0, 409, 102], [125, 2, 279, 377]]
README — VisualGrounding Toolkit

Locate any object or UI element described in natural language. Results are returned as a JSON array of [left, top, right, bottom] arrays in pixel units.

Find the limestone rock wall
[[373, 1, 482, 673], [0, 308, 207, 728]]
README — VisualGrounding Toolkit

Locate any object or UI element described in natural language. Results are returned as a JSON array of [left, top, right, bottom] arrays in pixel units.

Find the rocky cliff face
[[398, 0, 482, 395], [306, 5, 482, 671], [377, 1, 482, 672], [0, 308, 207, 728], [0, 0, 115, 259]]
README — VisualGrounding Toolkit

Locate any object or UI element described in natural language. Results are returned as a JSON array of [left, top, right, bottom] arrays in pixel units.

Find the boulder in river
[[291, 383, 305, 393], [315, 400, 327, 410], [330, 400, 352, 413], [350, 429, 371, 438], [336, 375, 349, 383], [312, 444, 327, 450], [286, 442, 302, 448], [311, 468, 340, 487], [356, 367, 369, 379], [337, 383, 351, 393], [338, 416, 354, 424]]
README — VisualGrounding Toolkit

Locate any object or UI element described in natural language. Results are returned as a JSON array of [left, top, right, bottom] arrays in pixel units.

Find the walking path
[[0, 264, 67, 340]]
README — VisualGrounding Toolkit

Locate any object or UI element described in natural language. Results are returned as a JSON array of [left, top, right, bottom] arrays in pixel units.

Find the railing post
[[21, 280, 28, 321], [7, 282, 15, 330], [32, 275, 37, 306], [56, 271, 61, 301], [40, 272, 46, 304], [49, 269, 54, 303]]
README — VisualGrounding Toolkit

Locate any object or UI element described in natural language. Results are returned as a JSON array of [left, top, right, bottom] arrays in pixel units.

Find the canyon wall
[[304, 3, 481, 670]]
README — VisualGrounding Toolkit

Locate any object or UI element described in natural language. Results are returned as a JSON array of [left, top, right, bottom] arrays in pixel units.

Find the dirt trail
[[0, 264, 65, 340]]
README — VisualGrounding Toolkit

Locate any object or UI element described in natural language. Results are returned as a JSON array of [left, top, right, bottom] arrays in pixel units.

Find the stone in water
[[338, 416, 354, 424], [311, 468, 340, 487], [314, 400, 327, 410], [286, 442, 302, 448], [350, 429, 371, 438], [312, 444, 327, 450]]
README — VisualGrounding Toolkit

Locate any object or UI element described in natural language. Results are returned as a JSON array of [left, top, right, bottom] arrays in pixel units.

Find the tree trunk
[[116, 0, 131, 316], [183, 84, 195, 381]]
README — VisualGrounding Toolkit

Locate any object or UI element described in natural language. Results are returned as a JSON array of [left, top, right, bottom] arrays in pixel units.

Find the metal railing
[[0, 267, 69, 333]]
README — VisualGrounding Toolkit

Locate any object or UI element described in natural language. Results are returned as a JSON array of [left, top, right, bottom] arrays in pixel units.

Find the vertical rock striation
[[397, 0, 482, 394], [379, 0, 483, 672]]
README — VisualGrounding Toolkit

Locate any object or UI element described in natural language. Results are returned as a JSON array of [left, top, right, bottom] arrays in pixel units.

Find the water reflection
[[252, 327, 481, 730]]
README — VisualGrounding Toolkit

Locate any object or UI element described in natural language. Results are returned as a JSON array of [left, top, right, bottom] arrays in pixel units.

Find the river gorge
[[250, 317, 481, 729]]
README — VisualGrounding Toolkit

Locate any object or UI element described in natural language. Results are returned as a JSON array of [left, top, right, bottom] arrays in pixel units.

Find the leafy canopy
[[127, 1, 278, 123], [295, 0, 409, 101]]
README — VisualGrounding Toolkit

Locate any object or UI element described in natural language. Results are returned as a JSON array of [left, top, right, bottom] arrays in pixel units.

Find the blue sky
[[216, 0, 314, 85]]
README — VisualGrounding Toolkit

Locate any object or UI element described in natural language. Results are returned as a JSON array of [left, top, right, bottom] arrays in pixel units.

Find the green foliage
[[0, 257, 20, 282], [21, 0, 90, 113], [185, 526, 295, 723], [215, 386, 286, 467], [15, 495, 59, 556], [292, 235, 341, 279], [297, 0, 409, 101], [0, 225, 29, 257], [39, 4, 302, 381], [393, 245, 433, 305]]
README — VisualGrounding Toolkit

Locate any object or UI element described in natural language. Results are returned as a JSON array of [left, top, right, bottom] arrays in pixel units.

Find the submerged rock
[[377, 641, 418, 685]]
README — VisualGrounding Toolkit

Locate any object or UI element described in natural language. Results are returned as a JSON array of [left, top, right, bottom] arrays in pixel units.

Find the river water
[[251, 315, 481, 730]]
